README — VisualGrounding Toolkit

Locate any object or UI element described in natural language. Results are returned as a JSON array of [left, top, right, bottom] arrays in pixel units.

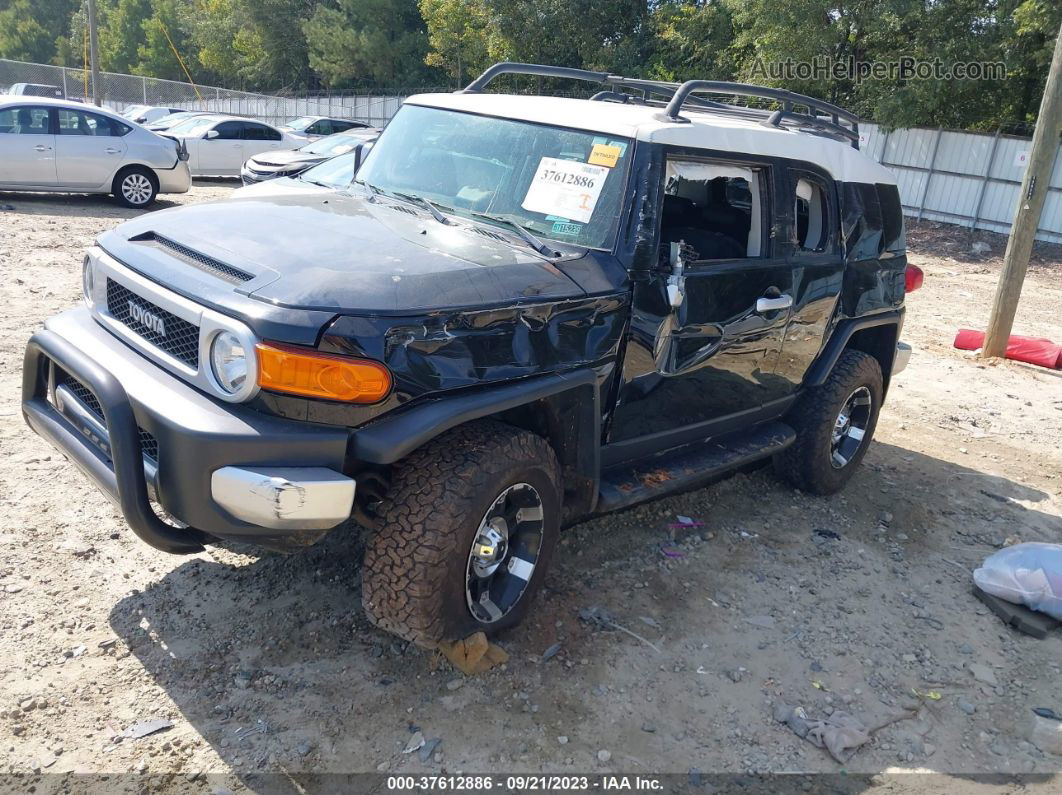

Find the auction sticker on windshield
[[522, 157, 609, 224]]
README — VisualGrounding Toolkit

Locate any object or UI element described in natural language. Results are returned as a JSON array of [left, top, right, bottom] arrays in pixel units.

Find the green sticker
[[551, 221, 583, 236], [545, 214, 570, 222]]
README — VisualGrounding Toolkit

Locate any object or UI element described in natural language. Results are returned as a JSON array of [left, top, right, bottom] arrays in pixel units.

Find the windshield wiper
[[354, 181, 452, 225], [390, 190, 453, 225], [470, 212, 560, 258]]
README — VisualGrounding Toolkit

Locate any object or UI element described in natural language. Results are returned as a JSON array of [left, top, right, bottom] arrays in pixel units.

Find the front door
[[0, 105, 57, 186], [54, 108, 128, 189], [198, 120, 246, 175], [608, 155, 794, 448]]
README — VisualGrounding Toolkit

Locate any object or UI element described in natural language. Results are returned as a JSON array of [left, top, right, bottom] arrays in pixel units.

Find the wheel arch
[[349, 369, 602, 519], [805, 310, 902, 394], [111, 162, 160, 191]]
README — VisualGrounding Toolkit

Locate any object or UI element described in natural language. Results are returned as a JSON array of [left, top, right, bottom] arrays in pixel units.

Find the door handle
[[105, 147, 120, 154], [34, 144, 51, 152], [756, 294, 793, 313]]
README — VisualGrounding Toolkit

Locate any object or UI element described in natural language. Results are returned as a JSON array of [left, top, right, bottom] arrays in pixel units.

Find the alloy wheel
[[121, 173, 153, 206], [465, 482, 545, 623], [830, 385, 872, 469]]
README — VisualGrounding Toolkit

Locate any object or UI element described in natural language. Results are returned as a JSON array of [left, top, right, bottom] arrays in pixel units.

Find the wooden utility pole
[[87, 0, 101, 106], [982, 20, 1062, 358]]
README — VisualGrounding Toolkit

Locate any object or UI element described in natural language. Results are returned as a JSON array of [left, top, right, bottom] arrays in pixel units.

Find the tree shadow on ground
[[107, 440, 1060, 793]]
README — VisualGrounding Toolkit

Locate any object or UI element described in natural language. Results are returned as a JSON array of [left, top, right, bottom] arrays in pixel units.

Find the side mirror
[[204, 129, 219, 140], [352, 143, 369, 173]]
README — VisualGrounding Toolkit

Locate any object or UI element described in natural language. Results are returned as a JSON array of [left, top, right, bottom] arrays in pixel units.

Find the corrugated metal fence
[[859, 123, 1062, 244], [3, 58, 1061, 242]]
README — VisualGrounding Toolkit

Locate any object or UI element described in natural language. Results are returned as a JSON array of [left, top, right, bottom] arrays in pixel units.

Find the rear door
[[241, 122, 284, 157], [773, 165, 846, 388], [54, 108, 128, 189], [197, 120, 245, 175], [0, 105, 57, 186]]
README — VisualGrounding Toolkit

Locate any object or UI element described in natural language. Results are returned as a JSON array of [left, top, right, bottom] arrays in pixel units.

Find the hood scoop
[[128, 231, 253, 284]]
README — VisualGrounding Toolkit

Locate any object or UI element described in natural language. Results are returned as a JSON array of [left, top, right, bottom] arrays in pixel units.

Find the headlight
[[210, 331, 248, 394], [82, 255, 94, 305]]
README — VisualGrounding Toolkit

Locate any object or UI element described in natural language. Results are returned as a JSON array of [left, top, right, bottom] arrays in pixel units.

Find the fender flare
[[350, 368, 601, 482], [804, 310, 903, 387]]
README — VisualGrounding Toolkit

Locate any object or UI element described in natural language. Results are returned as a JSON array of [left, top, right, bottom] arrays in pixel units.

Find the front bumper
[[22, 308, 354, 554], [240, 163, 289, 185]]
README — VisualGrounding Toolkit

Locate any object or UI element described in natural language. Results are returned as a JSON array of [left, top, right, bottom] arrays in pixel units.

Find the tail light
[[905, 264, 924, 293], [256, 342, 392, 403]]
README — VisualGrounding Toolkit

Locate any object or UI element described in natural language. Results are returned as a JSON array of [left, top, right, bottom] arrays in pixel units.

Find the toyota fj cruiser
[[22, 63, 917, 647]]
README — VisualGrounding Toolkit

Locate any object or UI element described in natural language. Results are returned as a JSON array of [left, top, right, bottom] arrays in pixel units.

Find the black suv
[[22, 63, 916, 647]]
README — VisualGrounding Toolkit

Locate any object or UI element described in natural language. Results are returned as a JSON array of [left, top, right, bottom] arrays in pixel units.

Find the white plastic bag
[[973, 542, 1062, 620]]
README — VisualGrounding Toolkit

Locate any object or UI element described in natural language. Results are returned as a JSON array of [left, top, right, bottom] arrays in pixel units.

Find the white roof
[[406, 92, 895, 185]]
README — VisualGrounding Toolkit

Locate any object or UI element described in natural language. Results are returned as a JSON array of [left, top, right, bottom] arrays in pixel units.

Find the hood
[[247, 149, 324, 169], [102, 190, 596, 314]]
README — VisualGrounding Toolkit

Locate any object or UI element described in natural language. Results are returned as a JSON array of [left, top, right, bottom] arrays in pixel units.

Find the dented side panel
[[298, 294, 630, 426]]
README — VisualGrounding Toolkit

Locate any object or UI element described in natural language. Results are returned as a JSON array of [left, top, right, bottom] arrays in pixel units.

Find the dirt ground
[[1, 183, 1061, 792]]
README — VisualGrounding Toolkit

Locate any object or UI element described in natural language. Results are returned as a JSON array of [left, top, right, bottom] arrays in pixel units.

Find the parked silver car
[[0, 96, 190, 207]]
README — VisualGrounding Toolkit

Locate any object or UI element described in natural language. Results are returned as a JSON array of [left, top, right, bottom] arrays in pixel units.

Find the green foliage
[[1, 0, 1058, 130], [304, 0, 437, 87], [0, 0, 57, 63]]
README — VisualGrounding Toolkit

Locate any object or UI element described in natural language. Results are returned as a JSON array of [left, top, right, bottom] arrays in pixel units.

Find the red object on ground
[[954, 329, 1062, 369], [905, 264, 924, 292]]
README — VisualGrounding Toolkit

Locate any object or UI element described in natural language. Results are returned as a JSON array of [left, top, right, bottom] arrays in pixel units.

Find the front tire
[[774, 349, 883, 495], [113, 166, 158, 208], [362, 420, 561, 647]]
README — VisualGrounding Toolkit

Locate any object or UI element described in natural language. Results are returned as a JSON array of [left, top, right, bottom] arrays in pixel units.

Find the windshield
[[299, 132, 367, 156], [153, 111, 196, 125], [299, 150, 363, 187], [284, 116, 315, 131], [168, 116, 221, 136], [356, 104, 633, 251]]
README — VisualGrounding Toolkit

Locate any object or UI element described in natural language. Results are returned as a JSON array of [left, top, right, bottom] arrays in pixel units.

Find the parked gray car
[[0, 96, 190, 207], [240, 128, 379, 185]]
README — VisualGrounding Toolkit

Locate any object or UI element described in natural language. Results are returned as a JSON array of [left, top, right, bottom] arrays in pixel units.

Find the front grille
[[64, 377, 103, 419], [138, 429, 159, 462], [106, 279, 200, 369], [59, 374, 158, 462], [130, 231, 253, 284]]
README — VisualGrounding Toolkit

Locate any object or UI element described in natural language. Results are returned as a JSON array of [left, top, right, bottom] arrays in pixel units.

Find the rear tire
[[362, 420, 561, 647], [112, 166, 158, 208], [774, 350, 883, 495]]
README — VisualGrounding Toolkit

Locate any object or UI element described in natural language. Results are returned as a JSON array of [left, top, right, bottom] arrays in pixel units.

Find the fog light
[[210, 331, 248, 394]]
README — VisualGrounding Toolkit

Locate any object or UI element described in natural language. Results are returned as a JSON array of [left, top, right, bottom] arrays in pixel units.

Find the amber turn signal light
[[256, 342, 392, 403]]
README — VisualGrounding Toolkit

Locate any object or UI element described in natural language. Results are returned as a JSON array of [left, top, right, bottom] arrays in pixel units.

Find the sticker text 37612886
[[521, 157, 609, 224]]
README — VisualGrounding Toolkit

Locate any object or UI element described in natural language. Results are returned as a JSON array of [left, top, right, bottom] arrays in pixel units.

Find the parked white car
[[0, 96, 191, 207], [121, 105, 185, 125], [164, 114, 301, 177]]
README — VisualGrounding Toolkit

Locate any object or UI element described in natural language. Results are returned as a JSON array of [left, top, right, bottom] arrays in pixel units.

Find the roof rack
[[460, 62, 860, 149]]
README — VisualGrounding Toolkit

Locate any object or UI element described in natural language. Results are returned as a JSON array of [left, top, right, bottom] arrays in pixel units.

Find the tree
[[648, 0, 737, 82], [304, 0, 436, 87], [0, 0, 58, 63], [99, 0, 152, 74], [419, 0, 490, 85]]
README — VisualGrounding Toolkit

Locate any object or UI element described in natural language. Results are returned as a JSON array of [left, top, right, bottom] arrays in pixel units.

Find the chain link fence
[[0, 58, 434, 127]]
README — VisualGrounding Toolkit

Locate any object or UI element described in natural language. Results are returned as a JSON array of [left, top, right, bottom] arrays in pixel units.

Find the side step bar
[[596, 421, 796, 514]]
